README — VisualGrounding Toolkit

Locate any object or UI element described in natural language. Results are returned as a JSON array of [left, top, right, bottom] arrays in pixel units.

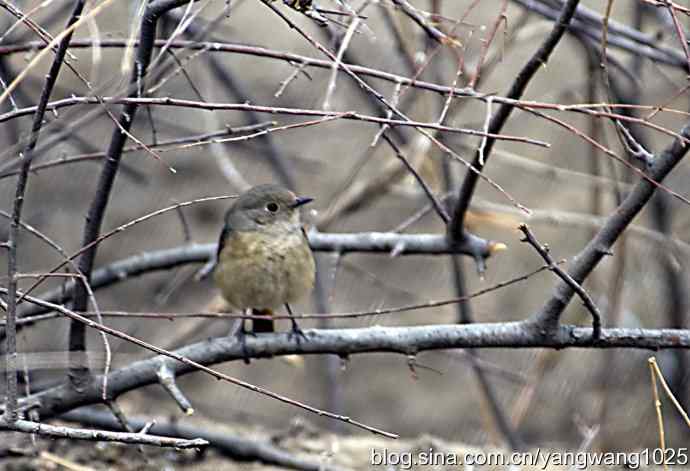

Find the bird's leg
[[228, 309, 255, 364], [285, 303, 307, 344]]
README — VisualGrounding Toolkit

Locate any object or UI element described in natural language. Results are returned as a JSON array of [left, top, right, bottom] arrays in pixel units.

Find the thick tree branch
[[14, 322, 690, 421], [10, 290, 397, 438], [69, 0, 192, 388], [533, 122, 690, 330]]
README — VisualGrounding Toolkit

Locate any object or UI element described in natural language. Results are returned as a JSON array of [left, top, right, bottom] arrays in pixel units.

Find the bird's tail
[[252, 308, 274, 333]]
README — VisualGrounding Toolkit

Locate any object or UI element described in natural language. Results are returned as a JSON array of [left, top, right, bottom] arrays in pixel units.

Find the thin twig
[[450, 0, 582, 239], [649, 357, 669, 471], [323, 15, 361, 110], [0, 0, 116, 106], [616, 120, 654, 165], [10, 289, 398, 438], [381, 134, 450, 223], [0, 418, 208, 448], [0, 96, 551, 146], [6, 264, 553, 326], [648, 357, 690, 427], [519, 224, 602, 339], [3, 0, 87, 424], [0, 123, 275, 180], [390, 0, 458, 46]]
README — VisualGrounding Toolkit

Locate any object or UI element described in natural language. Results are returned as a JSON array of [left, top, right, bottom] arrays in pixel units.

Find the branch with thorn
[[157, 363, 194, 415], [519, 224, 602, 340], [616, 120, 655, 166]]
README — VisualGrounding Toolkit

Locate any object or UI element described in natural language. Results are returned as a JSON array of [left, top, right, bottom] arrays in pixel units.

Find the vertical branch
[[313, 253, 346, 434], [449, 0, 581, 240], [600, 30, 689, 412], [4, 0, 86, 423], [69, 0, 192, 389], [652, 193, 689, 412], [433, 1, 521, 450], [442, 155, 523, 451], [0, 57, 20, 145]]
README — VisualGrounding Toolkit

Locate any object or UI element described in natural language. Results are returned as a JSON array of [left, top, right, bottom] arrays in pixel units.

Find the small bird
[[213, 184, 316, 347]]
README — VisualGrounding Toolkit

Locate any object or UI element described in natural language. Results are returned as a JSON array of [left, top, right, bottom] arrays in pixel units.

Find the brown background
[[1, 0, 689, 459]]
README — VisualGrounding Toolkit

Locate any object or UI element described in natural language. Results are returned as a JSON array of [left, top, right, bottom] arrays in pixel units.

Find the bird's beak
[[291, 196, 314, 208]]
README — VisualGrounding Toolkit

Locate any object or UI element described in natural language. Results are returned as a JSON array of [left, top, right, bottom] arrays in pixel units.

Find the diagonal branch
[[519, 224, 601, 339], [449, 0, 582, 240], [12, 290, 397, 438], [532, 122, 690, 331]]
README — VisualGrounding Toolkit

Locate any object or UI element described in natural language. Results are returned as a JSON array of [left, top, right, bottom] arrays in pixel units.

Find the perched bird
[[213, 184, 316, 344]]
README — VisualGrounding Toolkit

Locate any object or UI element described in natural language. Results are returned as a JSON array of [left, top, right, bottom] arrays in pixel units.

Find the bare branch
[[62, 407, 344, 471], [0, 96, 551, 147], [10, 290, 398, 438], [519, 224, 601, 339], [157, 363, 194, 415], [449, 0, 582, 239], [4, 0, 87, 424], [534, 122, 690, 330], [14, 323, 690, 422], [0, 418, 208, 449]]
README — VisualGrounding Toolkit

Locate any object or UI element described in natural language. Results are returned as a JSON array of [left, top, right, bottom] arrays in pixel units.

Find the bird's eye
[[265, 202, 279, 213]]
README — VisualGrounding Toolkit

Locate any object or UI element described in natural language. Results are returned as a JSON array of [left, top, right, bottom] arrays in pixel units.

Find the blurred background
[[1, 0, 690, 460]]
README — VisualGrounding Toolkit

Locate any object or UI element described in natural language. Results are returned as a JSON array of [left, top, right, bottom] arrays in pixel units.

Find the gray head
[[226, 184, 313, 233]]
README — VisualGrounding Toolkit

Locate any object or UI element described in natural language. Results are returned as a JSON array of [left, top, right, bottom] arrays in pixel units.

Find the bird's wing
[[195, 219, 232, 282], [217, 219, 233, 261]]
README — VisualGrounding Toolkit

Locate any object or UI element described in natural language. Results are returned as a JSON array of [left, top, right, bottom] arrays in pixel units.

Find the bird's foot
[[229, 320, 255, 364], [288, 318, 308, 345]]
